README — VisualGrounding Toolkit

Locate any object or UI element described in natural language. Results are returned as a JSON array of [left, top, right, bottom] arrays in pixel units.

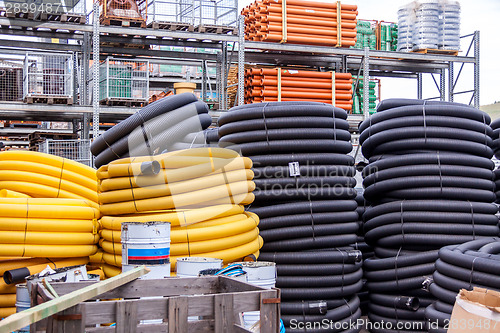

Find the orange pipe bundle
[[244, 68, 353, 111], [243, 0, 358, 47]]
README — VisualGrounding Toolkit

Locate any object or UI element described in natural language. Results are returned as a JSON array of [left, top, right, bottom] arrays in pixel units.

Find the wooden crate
[[29, 276, 280, 333]]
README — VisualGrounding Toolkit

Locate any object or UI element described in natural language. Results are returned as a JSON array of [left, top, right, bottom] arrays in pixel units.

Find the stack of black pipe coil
[[218, 102, 362, 332], [359, 99, 499, 333], [490, 118, 500, 203], [426, 238, 500, 333], [353, 190, 372, 315], [90, 93, 212, 168]]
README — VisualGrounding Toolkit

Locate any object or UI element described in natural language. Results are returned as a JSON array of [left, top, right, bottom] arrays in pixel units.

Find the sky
[[238, 0, 500, 106]]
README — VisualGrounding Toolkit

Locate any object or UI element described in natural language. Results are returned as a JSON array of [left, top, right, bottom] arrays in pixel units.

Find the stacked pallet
[[244, 68, 353, 111], [28, 131, 77, 151], [242, 0, 358, 47]]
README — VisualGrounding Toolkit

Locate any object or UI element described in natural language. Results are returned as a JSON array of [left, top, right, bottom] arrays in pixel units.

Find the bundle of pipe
[[353, 190, 372, 316], [0, 151, 98, 209], [490, 118, 500, 203], [242, 0, 358, 47], [167, 127, 220, 151], [244, 68, 353, 111], [359, 99, 499, 332], [425, 238, 500, 333], [218, 102, 362, 331], [96, 147, 262, 277], [90, 93, 212, 168]]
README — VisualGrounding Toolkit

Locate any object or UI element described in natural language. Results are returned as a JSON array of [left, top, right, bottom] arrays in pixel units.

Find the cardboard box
[[447, 288, 500, 333]]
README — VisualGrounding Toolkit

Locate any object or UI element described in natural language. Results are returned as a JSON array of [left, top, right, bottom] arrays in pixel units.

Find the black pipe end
[[4, 267, 30, 285]]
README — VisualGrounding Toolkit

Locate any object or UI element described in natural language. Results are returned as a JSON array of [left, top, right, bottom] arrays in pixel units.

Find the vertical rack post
[[237, 15, 245, 106], [362, 47, 370, 119], [448, 62, 454, 102], [473, 30, 480, 108], [201, 60, 207, 102], [417, 73, 423, 99], [92, 1, 100, 139], [440, 68, 445, 101]]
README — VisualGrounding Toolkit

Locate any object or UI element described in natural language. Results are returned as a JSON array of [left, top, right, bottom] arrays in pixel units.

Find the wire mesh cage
[[99, 58, 149, 105], [38, 139, 92, 166], [147, 0, 194, 25], [99, 0, 147, 26], [23, 52, 73, 102], [0, 66, 23, 101], [0, 0, 86, 23], [181, 0, 237, 27]]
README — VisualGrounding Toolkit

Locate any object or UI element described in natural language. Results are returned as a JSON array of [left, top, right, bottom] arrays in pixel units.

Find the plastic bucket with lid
[[121, 221, 171, 280], [176, 257, 223, 277]]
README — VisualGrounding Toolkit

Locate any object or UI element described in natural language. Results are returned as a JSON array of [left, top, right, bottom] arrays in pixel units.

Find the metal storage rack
[[0, 8, 480, 143]]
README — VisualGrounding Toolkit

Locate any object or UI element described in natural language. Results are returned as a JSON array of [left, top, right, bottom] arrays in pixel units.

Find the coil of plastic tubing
[[359, 99, 498, 332], [0, 150, 99, 209], [91, 93, 212, 168], [167, 127, 220, 152], [218, 102, 360, 331], [363, 250, 439, 333], [425, 238, 500, 333], [0, 198, 99, 259], [259, 249, 363, 333], [97, 147, 262, 277], [352, 190, 372, 316]]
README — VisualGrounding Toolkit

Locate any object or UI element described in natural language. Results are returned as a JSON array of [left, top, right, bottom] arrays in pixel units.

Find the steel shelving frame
[[0, 14, 479, 139]]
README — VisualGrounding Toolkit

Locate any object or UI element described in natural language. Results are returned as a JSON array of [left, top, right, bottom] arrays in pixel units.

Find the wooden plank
[[214, 294, 234, 333], [50, 277, 222, 300], [168, 296, 188, 333], [86, 320, 214, 333], [0, 266, 148, 333], [116, 300, 138, 333], [52, 305, 85, 333], [259, 290, 280, 333]]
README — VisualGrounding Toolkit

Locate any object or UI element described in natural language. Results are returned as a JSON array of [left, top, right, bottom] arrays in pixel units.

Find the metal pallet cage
[[99, 0, 147, 27], [0, 0, 86, 20], [99, 58, 149, 105], [147, 0, 194, 25], [181, 0, 237, 27], [38, 139, 92, 166], [23, 52, 73, 101], [0, 64, 23, 101]]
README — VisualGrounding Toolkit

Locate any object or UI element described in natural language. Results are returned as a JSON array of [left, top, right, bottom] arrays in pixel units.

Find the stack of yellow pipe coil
[[0, 151, 101, 317], [97, 148, 263, 277]]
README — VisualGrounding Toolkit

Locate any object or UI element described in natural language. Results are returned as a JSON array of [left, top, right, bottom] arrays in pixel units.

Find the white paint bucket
[[176, 257, 223, 277], [15, 284, 30, 332], [121, 221, 171, 280], [232, 262, 277, 330]]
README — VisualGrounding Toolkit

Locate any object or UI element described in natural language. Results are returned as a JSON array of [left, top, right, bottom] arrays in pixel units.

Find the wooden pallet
[[100, 98, 146, 107], [36, 12, 86, 24], [412, 48, 459, 56], [24, 95, 73, 105], [195, 24, 238, 35], [101, 41, 149, 49], [0, 8, 35, 20], [100, 16, 146, 28], [148, 21, 194, 31]]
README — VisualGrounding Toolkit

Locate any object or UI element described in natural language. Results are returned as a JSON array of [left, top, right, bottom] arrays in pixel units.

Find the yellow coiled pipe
[[98, 147, 262, 274], [0, 190, 31, 198], [0, 151, 98, 209]]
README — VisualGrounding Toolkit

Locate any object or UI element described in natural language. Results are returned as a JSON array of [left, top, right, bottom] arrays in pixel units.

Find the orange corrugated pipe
[[262, 0, 357, 11], [261, 79, 353, 90], [260, 69, 352, 80], [260, 90, 353, 100]]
